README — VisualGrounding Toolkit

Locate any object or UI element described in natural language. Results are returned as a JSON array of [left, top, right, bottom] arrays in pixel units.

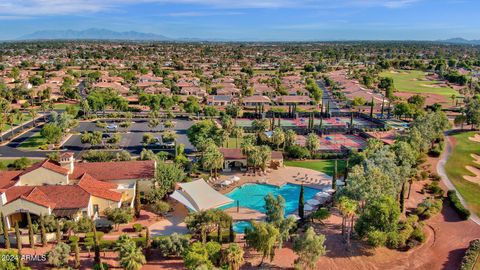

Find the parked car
[[106, 124, 118, 131]]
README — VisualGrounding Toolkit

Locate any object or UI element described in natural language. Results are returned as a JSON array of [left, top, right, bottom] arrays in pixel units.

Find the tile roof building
[[0, 154, 155, 228]]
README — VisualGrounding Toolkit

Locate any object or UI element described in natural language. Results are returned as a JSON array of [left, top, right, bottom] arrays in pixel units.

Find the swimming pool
[[221, 183, 319, 215]]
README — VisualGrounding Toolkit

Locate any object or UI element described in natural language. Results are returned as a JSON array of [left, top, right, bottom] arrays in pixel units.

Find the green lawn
[[1, 114, 33, 132], [379, 69, 458, 97], [224, 137, 244, 149], [284, 160, 346, 176], [18, 132, 48, 150], [445, 131, 480, 217], [53, 103, 80, 110], [0, 158, 38, 170]]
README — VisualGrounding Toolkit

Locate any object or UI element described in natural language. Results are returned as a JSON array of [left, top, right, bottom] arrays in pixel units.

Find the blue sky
[[0, 0, 479, 41]]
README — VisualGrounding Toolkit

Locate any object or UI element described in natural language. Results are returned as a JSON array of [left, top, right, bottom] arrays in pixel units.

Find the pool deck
[[225, 207, 266, 221], [214, 166, 332, 221], [216, 166, 332, 193]]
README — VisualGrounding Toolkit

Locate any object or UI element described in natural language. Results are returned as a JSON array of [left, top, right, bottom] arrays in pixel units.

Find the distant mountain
[[437, 38, 480, 45], [17, 28, 170, 41]]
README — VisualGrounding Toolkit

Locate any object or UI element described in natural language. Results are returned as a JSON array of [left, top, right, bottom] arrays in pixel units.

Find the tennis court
[[233, 117, 377, 128], [296, 133, 367, 150]]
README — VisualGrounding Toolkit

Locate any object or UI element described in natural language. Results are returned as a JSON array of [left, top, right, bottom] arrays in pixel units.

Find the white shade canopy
[[231, 176, 240, 182], [171, 179, 233, 212]]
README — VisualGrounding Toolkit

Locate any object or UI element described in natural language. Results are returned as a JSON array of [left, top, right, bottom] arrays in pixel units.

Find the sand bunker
[[469, 134, 480, 143], [463, 139, 480, 184], [420, 84, 441, 88]]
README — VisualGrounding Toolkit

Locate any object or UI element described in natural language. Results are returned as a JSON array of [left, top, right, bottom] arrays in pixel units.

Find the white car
[[106, 124, 118, 130]]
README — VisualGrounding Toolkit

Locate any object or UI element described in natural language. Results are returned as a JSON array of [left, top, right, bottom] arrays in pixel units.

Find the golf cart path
[[437, 133, 480, 225]]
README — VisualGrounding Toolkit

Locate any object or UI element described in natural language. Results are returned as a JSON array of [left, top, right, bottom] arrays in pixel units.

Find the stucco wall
[[89, 196, 121, 216], [18, 167, 67, 186]]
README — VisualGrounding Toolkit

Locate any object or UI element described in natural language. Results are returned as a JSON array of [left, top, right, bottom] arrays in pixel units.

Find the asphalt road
[[317, 80, 341, 113], [0, 118, 195, 159]]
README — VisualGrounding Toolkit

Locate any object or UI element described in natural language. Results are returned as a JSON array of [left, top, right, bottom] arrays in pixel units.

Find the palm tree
[[119, 241, 146, 270], [231, 126, 244, 148], [29, 108, 37, 127], [222, 243, 245, 270], [16, 112, 24, 131], [258, 145, 272, 172], [338, 197, 357, 248], [6, 113, 15, 138]]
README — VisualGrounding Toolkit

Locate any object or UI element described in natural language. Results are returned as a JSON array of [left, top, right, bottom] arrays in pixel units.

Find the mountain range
[[14, 29, 480, 44], [17, 28, 170, 41], [437, 38, 480, 45]]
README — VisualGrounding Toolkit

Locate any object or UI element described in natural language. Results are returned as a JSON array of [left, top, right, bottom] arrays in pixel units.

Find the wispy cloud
[[167, 11, 244, 17], [0, 0, 422, 17]]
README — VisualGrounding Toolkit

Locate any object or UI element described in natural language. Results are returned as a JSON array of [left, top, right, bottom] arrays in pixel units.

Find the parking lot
[[62, 118, 195, 156]]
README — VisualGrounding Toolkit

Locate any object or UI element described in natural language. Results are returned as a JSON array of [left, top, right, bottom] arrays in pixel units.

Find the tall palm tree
[[29, 108, 37, 127], [16, 111, 25, 131], [338, 197, 357, 248], [231, 126, 244, 148], [222, 243, 245, 270], [6, 113, 15, 138]]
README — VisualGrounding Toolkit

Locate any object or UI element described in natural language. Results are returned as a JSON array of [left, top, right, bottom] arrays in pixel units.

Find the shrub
[[69, 235, 80, 243], [132, 237, 146, 247], [410, 226, 425, 243], [428, 145, 442, 157], [367, 230, 387, 247], [423, 182, 443, 197], [133, 223, 143, 232], [415, 198, 442, 219], [96, 121, 107, 128], [153, 233, 190, 257], [386, 231, 401, 249], [93, 263, 109, 270], [84, 231, 104, 241], [460, 239, 480, 270], [149, 201, 171, 216], [429, 173, 441, 181], [447, 190, 471, 220], [285, 145, 310, 159], [420, 171, 429, 180], [99, 240, 115, 251]]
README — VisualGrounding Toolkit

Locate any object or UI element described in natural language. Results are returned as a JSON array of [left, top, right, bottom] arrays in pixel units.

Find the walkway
[[437, 132, 480, 225]]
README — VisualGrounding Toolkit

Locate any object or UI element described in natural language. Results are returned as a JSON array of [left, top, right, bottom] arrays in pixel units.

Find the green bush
[[133, 223, 143, 232], [460, 239, 480, 270], [93, 263, 109, 270], [285, 145, 310, 159], [99, 240, 115, 250], [410, 226, 425, 243], [84, 231, 104, 241], [132, 237, 146, 247], [386, 231, 401, 249], [367, 230, 387, 247], [69, 235, 80, 243], [447, 190, 471, 220]]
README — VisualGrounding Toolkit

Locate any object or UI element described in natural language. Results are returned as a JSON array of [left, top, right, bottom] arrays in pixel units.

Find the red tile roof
[[71, 160, 155, 181], [0, 171, 22, 190], [78, 173, 121, 202], [19, 159, 69, 177], [4, 185, 90, 209]]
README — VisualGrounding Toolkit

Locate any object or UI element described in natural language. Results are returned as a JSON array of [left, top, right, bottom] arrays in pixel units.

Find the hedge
[[460, 239, 480, 270], [447, 190, 471, 220]]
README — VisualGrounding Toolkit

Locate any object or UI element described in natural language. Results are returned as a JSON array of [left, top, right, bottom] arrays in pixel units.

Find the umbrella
[[307, 199, 321, 205], [326, 136, 332, 141], [231, 176, 240, 182], [304, 204, 314, 211], [221, 180, 232, 186]]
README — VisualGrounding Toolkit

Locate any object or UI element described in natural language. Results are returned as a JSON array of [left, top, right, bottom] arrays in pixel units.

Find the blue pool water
[[233, 221, 253, 234], [221, 183, 319, 216]]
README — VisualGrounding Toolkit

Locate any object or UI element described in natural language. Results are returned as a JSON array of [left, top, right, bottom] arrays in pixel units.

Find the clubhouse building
[[0, 153, 155, 228]]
